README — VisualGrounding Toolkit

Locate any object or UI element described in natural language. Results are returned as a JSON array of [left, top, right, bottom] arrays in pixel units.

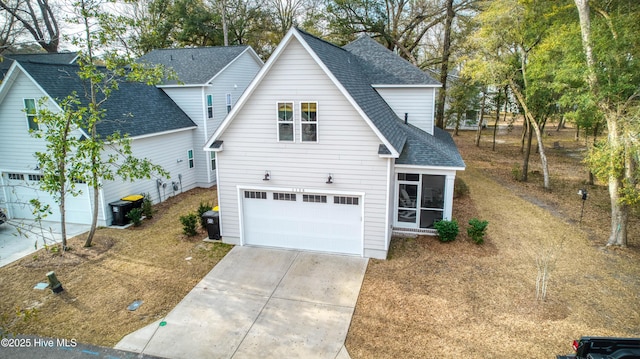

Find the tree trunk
[[510, 80, 551, 190], [492, 89, 501, 151], [475, 90, 486, 147], [574, 0, 628, 245], [435, 0, 454, 129], [520, 117, 528, 153], [522, 122, 533, 182]]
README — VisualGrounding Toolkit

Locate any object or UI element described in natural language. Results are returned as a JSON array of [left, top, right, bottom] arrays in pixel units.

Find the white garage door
[[242, 190, 362, 255], [2, 172, 92, 224]]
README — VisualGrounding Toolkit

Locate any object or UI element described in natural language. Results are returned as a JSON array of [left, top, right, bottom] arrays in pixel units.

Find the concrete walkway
[[115, 246, 368, 359], [0, 220, 91, 267]]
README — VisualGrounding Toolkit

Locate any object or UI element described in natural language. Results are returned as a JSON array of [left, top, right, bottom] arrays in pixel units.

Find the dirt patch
[[0, 187, 232, 346], [347, 125, 640, 359]]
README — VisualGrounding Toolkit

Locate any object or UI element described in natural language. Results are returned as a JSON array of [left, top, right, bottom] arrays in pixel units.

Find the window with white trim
[[210, 152, 216, 171], [24, 99, 39, 131], [303, 194, 327, 203], [206, 94, 214, 119], [300, 102, 317, 142], [8, 173, 25, 180], [273, 192, 296, 201], [334, 196, 359, 205], [226, 93, 232, 114], [277, 102, 294, 142], [244, 191, 267, 199], [188, 149, 194, 168], [28, 174, 44, 181]]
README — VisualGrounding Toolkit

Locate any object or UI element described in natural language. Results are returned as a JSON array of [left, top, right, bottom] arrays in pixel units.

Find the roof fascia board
[[0, 61, 20, 104], [373, 84, 442, 88], [293, 32, 400, 157], [205, 29, 299, 149], [394, 164, 465, 171], [129, 126, 196, 141], [157, 84, 211, 88], [206, 47, 264, 84]]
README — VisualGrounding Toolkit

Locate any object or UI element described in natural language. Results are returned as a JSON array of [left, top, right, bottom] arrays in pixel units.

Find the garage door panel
[[242, 190, 361, 255], [3, 173, 92, 224]]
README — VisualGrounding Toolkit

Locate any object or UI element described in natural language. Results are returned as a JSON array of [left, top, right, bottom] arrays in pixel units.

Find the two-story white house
[[0, 47, 262, 227], [204, 28, 465, 259]]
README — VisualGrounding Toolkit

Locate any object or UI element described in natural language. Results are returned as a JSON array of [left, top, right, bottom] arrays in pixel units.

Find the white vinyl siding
[[100, 130, 198, 226], [0, 71, 56, 172], [216, 37, 389, 256], [375, 87, 436, 135]]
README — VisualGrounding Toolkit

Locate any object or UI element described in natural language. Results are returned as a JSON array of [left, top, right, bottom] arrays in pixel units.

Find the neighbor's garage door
[[242, 190, 362, 255], [3, 172, 92, 224]]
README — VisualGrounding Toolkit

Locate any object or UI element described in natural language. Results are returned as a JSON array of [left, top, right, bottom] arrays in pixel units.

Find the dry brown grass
[[347, 124, 640, 358], [0, 187, 231, 346]]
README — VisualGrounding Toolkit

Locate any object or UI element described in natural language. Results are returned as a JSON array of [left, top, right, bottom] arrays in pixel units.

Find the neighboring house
[[204, 28, 465, 259], [138, 46, 263, 187], [0, 47, 262, 227]]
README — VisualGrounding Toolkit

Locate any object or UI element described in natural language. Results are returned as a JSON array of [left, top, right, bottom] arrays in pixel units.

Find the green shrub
[[142, 193, 154, 219], [434, 219, 459, 242], [126, 208, 143, 227], [197, 201, 214, 229], [511, 163, 521, 181], [467, 218, 489, 244], [180, 213, 198, 236], [454, 177, 469, 198]]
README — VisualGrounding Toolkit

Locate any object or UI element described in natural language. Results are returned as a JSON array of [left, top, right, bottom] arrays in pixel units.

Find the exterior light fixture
[[326, 174, 333, 184], [263, 171, 271, 181]]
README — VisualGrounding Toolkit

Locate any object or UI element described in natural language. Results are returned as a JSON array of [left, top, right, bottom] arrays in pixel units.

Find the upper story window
[[24, 99, 39, 131], [277, 102, 294, 142], [226, 93, 232, 114], [206, 94, 214, 119], [188, 149, 194, 168], [300, 102, 317, 142]]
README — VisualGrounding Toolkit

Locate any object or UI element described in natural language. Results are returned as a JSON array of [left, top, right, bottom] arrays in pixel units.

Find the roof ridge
[[294, 27, 348, 54], [147, 45, 248, 52]]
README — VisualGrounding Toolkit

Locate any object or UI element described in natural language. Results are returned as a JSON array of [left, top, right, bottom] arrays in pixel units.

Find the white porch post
[[444, 174, 456, 220]]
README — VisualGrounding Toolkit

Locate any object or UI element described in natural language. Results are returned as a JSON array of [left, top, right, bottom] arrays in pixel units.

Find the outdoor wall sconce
[[326, 174, 333, 184], [263, 171, 271, 181], [177, 159, 183, 163]]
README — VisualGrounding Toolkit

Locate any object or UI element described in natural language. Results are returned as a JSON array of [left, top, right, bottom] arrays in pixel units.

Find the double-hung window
[[300, 102, 317, 142], [188, 149, 194, 168], [226, 94, 232, 114], [206, 94, 214, 119], [277, 102, 294, 142], [24, 99, 39, 131]]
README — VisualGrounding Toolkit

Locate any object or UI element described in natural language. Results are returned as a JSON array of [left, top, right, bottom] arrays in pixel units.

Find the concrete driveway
[[0, 220, 91, 267], [115, 246, 368, 359]]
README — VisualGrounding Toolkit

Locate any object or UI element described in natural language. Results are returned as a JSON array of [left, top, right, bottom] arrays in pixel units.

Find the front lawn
[[0, 187, 231, 346], [347, 125, 640, 358]]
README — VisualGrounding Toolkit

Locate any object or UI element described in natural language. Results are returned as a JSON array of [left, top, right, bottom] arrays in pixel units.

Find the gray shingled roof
[[137, 46, 250, 85], [18, 61, 196, 138], [2, 52, 78, 64], [343, 37, 439, 85], [296, 30, 407, 155], [296, 29, 463, 168], [396, 124, 465, 168]]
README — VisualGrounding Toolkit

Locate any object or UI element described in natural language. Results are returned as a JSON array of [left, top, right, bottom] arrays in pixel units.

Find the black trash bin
[[121, 195, 144, 210], [201, 210, 220, 240], [110, 200, 133, 226]]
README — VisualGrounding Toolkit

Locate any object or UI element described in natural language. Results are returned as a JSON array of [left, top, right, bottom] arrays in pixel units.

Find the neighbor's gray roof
[[2, 52, 78, 64], [296, 29, 462, 168], [396, 124, 465, 168], [343, 36, 440, 86], [1, 52, 78, 81], [18, 61, 196, 138], [137, 46, 250, 85]]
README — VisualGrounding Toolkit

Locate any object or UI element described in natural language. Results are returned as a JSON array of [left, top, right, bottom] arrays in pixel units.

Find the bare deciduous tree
[[0, 0, 60, 53]]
